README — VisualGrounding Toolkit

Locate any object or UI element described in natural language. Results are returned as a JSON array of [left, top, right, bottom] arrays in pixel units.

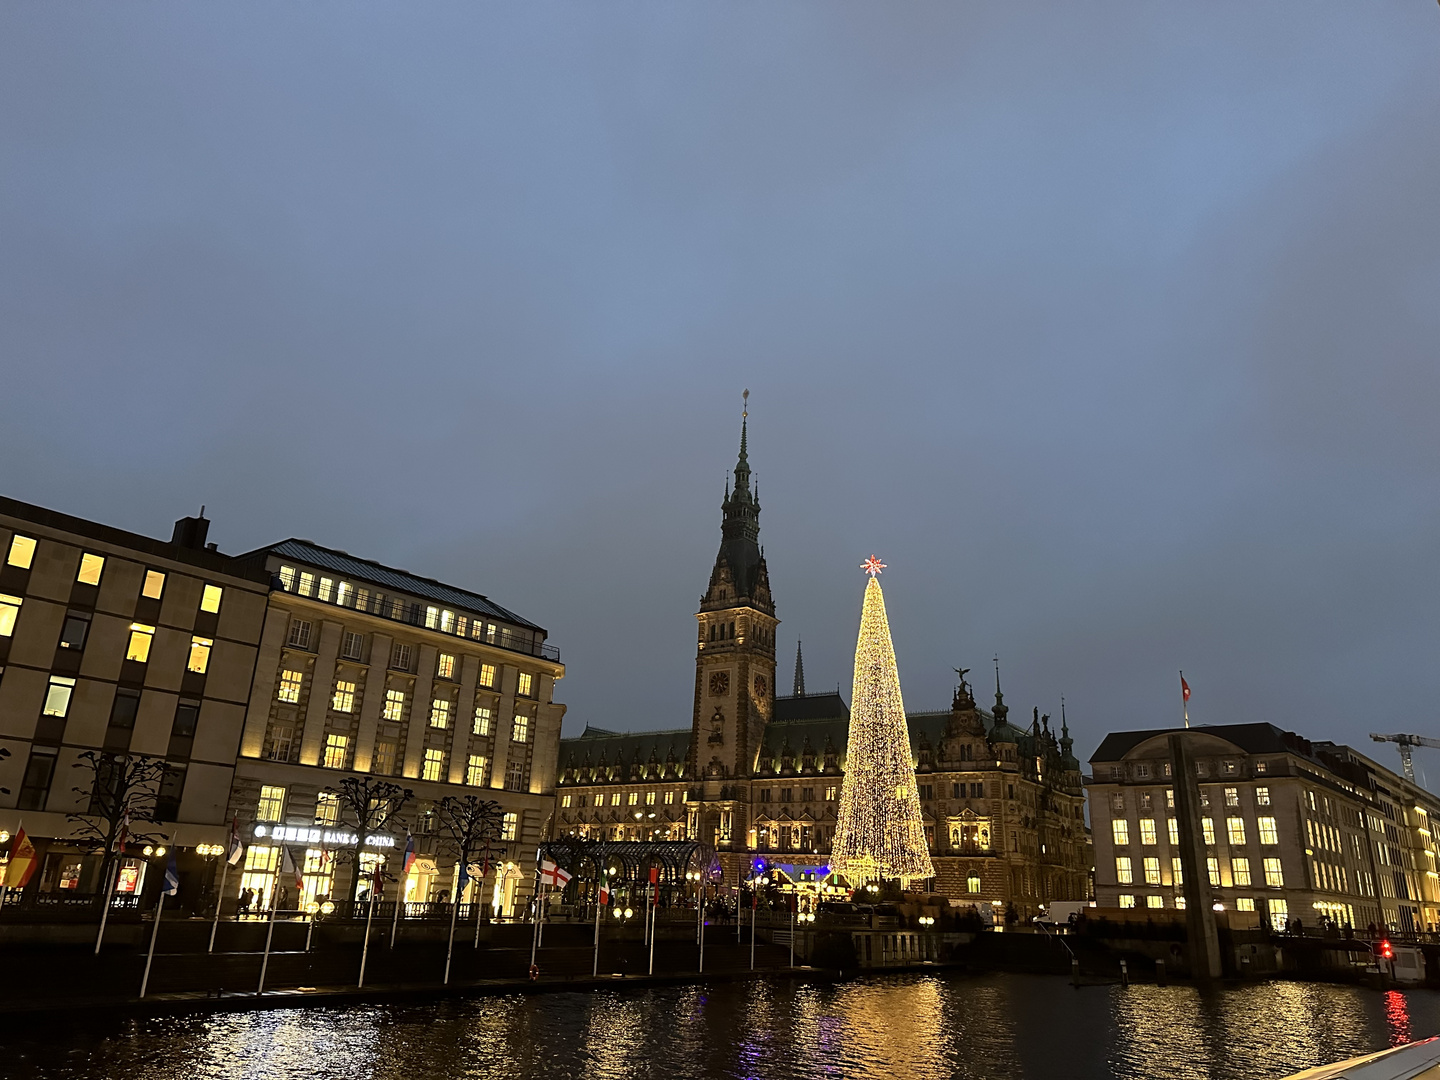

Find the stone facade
[[1088, 723, 1440, 934]]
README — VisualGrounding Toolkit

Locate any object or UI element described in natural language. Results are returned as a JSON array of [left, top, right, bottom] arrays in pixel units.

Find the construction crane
[[1369, 733, 1440, 782]]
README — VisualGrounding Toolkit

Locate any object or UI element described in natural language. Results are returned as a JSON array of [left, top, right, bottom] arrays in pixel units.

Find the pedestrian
[[238, 887, 253, 917]]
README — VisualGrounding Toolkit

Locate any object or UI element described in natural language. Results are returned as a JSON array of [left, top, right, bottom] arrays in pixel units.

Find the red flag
[[3, 828, 38, 889], [1181, 676, 1191, 703]]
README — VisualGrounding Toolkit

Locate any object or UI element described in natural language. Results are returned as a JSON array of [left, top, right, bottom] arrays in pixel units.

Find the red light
[[1379, 940, 1394, 960]]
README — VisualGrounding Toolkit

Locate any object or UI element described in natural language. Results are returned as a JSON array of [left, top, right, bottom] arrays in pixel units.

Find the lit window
[[1224, 786, 1239, 807], [561, 793, 572, 808], [664, 791, 675, 805], [1202, 818, 1216, 845], [200, 584, 223, 614], [628, 792, 639, 806], [0, 594, 21, 637], [273, 671, 304, 705], [6, 535, 36, 569], [1146, 895, 1164, 909], [142, 570, 166, 600], [383, 689, 406, 721], [477, 664, 496, 689], [440, 610, 455, 633], [1139, 818, 1157, 845], [1207, 857, 1221, 887], [1257, 817, 1279, 845], [324, 734, 350, 770], [1255, 761, 1268, 774], [473, 704, 492, 737], [1227, 817, 1247, 846], [279, 566, 297, 591], [1171, 857, 1183, 885], [825, 786, 838, 801], [1174, 896, 1187, 910], [466, 754, 488, 786], [512, 714, 529, 743], [1111, 819, 1129, 846], [517, 672, 533, 697], [1143, 856, 1161, 885], [1235, 897, 1255, 912], [1118, 894, 1135, 909], [332, 680, 357, 713], [501, 812, 518, 841], [1263, 857, 1284, 887], [288, 619, 312, 649], [645, 791, 657, 806], [1256, 786, 1271, 806], [966, 873, 981, 894], [609, 793, 621, 807], [422, 748, 444, 781], [42, 675, 76, 717], [372, 742, 397, 775], [127, 623, 156, 663], [1168, 818, 1179, 845], [318, 577, 334, 602], [257, 785, 286, 822], [437, 653, 456, 680], [298, 572, 316, 596], [425, 606, 440, 630], [315, 791, 340, 826], [336, 582, 352, 607], [187, 636, 213, 674], [1115, 857, 1133, 884], [76, 553, 104, 585], [430, 698, 451, 728], [1233, 857, 1252, 887]]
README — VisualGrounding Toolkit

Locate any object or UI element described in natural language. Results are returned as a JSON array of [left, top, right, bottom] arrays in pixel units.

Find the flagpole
[[529, 868, 543, 970], [647, 877, 657, 976], [94, 856, 121, 955], [208, 857, 230, 954], [389, 879, 402, 949], [474, 839, 489, 949], [444, 878, 460, 985], [1180, 670, 1189, 729], [257, 883, 278, 996], [698, 880, 705, 975], [750, 890, 756, 971], [358, 887, 377, 989], [592, 880, 602, 978], [140, 886, 167, 998]]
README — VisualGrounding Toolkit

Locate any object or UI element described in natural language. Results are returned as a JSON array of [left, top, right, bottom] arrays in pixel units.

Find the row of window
[[1, 597, 223, 653], [1111, 785, 1272, 814], [5, 534, 226, 611], [1112, 815, 1280, 847], [758, 786, 839, 804], [561, 789, 686, 809], [1115, 853, 1285, 888], [1116, 894, 1289, 927], [1108, 759, 1270, 780], [285, 619, 536, 697]]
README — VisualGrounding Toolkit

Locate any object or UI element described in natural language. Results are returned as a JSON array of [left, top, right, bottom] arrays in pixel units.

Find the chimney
[[171, 511, 211, 551]]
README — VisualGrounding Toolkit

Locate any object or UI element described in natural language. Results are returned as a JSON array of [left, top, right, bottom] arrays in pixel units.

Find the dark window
[[919, 784, 934, 800], [89, 753, 125, 817], [172, 701, 200, 739], [780, 787, 792, 803], [154, 764, 186, 821], [17, 748, 58, 810], [109, 690, 140, 731], [58, 613, 90, 651]]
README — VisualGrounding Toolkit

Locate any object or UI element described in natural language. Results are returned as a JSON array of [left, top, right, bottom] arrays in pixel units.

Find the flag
[[226, 816, 244, 865], [113, 809, 131, 854], [373, 862, 385, 891], [1181, 676, 1191, 703], [3, 828, 37, 889], [599, 881, 610, 905], [538, 859, 571, 888], [456, 861, 470, 900], [163, 852, 180, 896], [281, 846, 303, 892], [648, 865, 659, 906], [401, 830, 416, 876]]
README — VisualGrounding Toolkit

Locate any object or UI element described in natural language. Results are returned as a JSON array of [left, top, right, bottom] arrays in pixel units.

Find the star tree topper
[[861, 554, 886, 577]]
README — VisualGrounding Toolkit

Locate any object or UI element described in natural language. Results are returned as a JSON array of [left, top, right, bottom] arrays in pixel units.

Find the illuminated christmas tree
[[830, 557, 935, 886]]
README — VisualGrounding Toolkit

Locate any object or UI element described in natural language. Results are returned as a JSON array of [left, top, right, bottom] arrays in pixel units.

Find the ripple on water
[[4, 974, 1437, 1080]]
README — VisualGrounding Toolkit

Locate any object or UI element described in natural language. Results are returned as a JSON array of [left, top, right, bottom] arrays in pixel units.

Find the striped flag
[[3, 829, 37, 889], [162, 852, 180, 896], [226, 816, 244, 865]]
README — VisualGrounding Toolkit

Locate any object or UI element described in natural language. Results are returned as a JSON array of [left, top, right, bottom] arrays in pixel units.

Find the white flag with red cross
[[538, 859, 572, 888]]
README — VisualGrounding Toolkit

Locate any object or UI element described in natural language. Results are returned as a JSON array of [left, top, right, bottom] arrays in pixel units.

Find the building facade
[[553, 416, 1091, 914], [0, 498, 270, 900], [227, 540, 566, 913], [1088, 723, 1440, 934]]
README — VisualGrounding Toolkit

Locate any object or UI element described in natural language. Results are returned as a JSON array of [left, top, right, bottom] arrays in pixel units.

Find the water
[[5, 973, 1437, 1080]]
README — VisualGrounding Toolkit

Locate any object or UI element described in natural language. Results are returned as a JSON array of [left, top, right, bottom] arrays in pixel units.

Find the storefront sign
[[252, 824, 395, 848]]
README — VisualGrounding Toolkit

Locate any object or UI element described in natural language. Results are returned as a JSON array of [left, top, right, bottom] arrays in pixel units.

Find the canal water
[[6, 973, 1438, 1080]]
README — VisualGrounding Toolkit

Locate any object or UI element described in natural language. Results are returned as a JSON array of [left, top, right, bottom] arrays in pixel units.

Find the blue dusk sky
[[2, 5, 1437, 769]]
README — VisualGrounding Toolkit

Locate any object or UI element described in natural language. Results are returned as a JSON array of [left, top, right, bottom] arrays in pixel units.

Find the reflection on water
[[8, 973, 1440, 1080]]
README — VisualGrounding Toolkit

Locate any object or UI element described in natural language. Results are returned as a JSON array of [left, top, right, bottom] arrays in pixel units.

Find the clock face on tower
[[754, 674, 767, 698], [709, 671, 730, 697]]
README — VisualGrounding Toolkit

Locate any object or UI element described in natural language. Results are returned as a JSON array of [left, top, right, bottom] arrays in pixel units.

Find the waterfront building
[[228, 539, 566, 912], [554, 415, 1091, 914], [0, 497, 270, 899], [1088, 723, 1440, 934]]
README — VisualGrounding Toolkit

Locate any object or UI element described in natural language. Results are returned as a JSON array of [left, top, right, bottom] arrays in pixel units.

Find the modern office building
[[1088, 723, 1440, 933], [0, 497, 270, 900]]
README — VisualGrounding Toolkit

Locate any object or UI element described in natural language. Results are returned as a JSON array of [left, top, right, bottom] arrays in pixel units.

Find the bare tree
[[69, 751, 167, 903], [435, 794, 505, 890], [321, 776, 413, 902]]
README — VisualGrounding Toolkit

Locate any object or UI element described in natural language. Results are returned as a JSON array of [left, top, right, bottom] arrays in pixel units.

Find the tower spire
[[793, 639, 806, 697], [992, 655, 1009, 724], [733, 388, 751, 495]]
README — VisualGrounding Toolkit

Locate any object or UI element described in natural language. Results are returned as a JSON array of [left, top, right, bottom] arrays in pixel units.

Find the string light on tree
[[830, 557, 935, 887]]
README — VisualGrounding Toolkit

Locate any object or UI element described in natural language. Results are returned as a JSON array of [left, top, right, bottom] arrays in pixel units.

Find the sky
[[2, 5, 1437, 772]]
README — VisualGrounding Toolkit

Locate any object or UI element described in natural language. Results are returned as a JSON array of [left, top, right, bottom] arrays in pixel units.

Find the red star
[[861, 555, 886, 577]]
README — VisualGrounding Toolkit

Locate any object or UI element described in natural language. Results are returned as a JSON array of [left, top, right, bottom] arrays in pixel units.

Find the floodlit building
[[0, 497, 270, 899], [1088, 723, 1440, 934], [228, 539, 566, 912], [553, 414, 1092, 913]]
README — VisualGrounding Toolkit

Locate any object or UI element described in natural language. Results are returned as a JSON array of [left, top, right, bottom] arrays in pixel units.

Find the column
[[447, 655, 480, 785], [298, 620, 343, 766], [352, 632, 393, 773], [239, 605, 291, 758], [402, 645, 438, 778], [488, 665, 518, 792]]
